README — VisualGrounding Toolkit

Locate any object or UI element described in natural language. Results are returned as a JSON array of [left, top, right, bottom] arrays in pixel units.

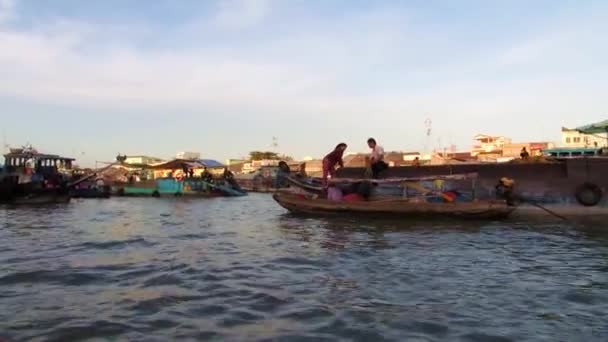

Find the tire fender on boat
[[575, 183, 602, 207], [152, 190, 160, 198], [174, 192, 183, 197]]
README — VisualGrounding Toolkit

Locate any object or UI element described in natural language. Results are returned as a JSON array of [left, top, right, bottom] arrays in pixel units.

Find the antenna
[[2, 129, 7, 154], [424, 118, 432, 153], [271, 136, 278, 150]]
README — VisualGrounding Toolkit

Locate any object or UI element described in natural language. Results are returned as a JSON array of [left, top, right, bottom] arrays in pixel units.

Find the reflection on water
[[1, 194, 608, 341]]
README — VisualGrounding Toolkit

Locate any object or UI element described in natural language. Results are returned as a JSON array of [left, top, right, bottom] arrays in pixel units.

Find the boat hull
[[71, 188, 111, 199], [273, 192, 515, 220], [1, 193, 71, 205], [114, 177, 247, 198]]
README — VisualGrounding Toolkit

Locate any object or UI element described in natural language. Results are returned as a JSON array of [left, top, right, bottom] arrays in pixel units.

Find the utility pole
[[271, 136, 278, 150], [2, 129, 7, 154], [424, 118, 432, 154]]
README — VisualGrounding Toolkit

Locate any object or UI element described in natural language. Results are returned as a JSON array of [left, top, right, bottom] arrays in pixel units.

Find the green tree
[[248, 151, 289, 161]]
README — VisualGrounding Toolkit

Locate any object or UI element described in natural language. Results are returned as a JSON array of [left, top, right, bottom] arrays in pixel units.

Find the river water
[[1, 194, 607, 341]]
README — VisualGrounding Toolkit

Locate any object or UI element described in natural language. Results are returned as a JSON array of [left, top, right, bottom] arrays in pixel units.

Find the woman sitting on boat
[[322, 143, 347, 187]]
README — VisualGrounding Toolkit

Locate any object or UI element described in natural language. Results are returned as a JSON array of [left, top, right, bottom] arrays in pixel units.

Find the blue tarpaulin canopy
[[197, 159, 225, 168]]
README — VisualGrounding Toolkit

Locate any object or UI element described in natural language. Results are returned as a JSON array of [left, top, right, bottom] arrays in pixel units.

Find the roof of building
[[448, 152, 476, 161], [474, 134, 501, 139], [198, 159, 225, 168], [574, 120, 608, 134], [124, 155, 164, 160]]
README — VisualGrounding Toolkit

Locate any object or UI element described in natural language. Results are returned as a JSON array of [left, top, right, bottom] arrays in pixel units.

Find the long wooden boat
[[2, 192, 71, 205], [117, 178, 247, 198], [273, 192, 515, 219]]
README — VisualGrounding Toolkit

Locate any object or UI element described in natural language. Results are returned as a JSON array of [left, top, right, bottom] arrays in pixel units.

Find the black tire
[[174, 192, 182, 197], [117, 188, 125, 197], [575, 183, 602, 207], [152, 191, 160, 198]]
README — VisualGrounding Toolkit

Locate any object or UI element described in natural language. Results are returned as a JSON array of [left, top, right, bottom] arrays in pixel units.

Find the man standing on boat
[[322, 143, 347, 187], [368, 138, 388, 178]]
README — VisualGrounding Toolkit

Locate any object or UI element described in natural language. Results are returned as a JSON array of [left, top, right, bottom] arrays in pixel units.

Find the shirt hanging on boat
[[371, 145, 385, 162]]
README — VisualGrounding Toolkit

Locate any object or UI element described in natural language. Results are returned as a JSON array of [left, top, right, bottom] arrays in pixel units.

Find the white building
[[402, 152, 422, 161], [176, 151, 201, 160], [124, 155, 164, 165], [561, 127, 607, 148], [471, 134, 512, 156]]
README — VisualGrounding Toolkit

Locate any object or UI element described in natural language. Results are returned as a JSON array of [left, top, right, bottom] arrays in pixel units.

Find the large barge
[[332, 158, 608, 221]]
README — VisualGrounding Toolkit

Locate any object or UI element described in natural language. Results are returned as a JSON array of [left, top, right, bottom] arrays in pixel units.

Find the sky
[[1, 0, 607, 166]]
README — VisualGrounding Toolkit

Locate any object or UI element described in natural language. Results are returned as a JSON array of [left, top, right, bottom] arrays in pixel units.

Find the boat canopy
[[4, 150, 75, 168], [198, 159, 224, 168]]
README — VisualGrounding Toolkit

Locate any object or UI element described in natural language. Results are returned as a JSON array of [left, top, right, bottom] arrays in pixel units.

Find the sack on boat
[[343, 193, 364, 202], [327, 187, 343, 201]]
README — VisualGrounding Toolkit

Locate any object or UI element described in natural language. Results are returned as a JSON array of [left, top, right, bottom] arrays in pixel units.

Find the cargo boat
[[328, 158, 608, 221], [1, 146, 74, 205]]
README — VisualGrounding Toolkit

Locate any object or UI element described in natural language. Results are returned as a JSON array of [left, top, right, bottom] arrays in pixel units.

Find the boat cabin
[[3, 147, 75, 175]]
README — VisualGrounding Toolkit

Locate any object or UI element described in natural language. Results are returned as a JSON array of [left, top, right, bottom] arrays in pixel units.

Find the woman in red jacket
[[322, 143, 347, 187]]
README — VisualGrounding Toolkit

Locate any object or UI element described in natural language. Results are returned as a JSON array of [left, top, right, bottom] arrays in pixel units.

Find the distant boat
[[1, 146, 75, 205], [118, 177, 247, 198]]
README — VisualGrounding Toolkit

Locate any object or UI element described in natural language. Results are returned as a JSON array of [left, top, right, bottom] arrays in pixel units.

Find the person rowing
[[322, 143, 347, 187]]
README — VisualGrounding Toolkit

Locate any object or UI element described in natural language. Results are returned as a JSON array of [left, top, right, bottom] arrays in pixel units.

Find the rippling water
[[1, 194, 608, 341]]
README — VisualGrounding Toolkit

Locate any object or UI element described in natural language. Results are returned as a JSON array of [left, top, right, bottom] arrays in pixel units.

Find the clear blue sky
[[1, 0, 607, 166]]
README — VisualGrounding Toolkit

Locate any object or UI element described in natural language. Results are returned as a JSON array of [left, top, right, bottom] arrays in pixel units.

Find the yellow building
[[561, 127, 607, 148]]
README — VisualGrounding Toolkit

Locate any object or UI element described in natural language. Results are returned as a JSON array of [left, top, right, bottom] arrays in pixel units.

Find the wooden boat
[[6, 193, 71, 205], [273, 192, 515, 219], [118, 178, 247, 197], [71, 187, 111, 199], [1, 146, 75, 205]]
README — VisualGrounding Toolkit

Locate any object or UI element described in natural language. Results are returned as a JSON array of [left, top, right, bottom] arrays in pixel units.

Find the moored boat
[[118, 177, 247, 197], [1, 145, 75, 205], [6, 192, 71, 205], [275, 172, 516, 219], [71, 186, 111, 199], [273, 192, 514, 219]]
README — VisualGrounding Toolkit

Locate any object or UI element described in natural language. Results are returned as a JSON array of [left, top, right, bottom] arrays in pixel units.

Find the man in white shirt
[[367, 138, 388, 178]]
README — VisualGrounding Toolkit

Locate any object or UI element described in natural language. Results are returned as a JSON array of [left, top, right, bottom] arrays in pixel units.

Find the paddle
[[496, 177, 569, 221], [515, 195, 569, 221]]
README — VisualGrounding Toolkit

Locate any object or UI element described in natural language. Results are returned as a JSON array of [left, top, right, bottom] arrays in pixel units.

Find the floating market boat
[[112, 158, 247, 198], [119, 177, 247, 197], [4, 191, 71, 205], [275, 173, 516, 219], [292, 155, 608, 221], [273, 192, 514, 219], [1, 146, 75, 205], [71, 184, 112, 199]]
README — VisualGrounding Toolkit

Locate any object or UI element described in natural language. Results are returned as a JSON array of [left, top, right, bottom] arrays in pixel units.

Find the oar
[[515, 195, 569, 221]]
